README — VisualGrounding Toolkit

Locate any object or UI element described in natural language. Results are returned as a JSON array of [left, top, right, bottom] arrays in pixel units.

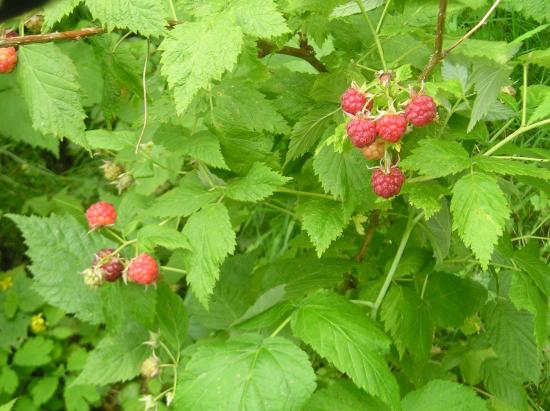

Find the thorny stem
[[355, 0, 387, 71], [371, 212, 423, 319]]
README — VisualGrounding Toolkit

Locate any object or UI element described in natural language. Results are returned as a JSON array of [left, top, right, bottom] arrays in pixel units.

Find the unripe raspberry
[[0, 47, 17, 73], [93, 248, 124, 282], [376, 113, 407, 143], [82, 267, 104, 288], [128, 254, 158, 285], [101, 161, 124, 181], [341, 87, 372, 115], [346, 117, 377, 148], [371, 167, 405, 198], [141, 356, 160, 378], [25, 15, 44, 33], [363, 139, 385, 160], [86, 201, 117, 229], [405, 95, 437, 127]]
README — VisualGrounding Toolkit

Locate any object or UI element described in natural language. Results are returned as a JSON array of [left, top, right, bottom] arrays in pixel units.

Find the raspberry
[[0, 47, 17, 73], [341, 88, 372, 115], [101, 161, 123, 181], [25, 15, 44, 34], [82, 267, 104, 288], [363, 139, 385, 160], [141, 356, 160, 378], [346, 117, 377, 148], [86, 201, 117, 229], [371, 167, 405, 198], [405, 95, 437, 127], [376, 113, 407, 143], [128, 254, 158, 285], [92, 248, 124, 282]]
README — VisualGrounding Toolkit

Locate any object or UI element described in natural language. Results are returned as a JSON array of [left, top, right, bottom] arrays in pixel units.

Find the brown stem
[[0, 27, 105, 47], [355, 210, 381, 263], [257, 39, 328, 73], [419, 0, 447, 82]]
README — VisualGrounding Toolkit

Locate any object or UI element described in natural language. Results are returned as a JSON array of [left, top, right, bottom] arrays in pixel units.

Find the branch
[[355, 210, 380, 263], [0, 27, 105, 47], [419, 0, 501, 82], [257, 39, 328, 73]]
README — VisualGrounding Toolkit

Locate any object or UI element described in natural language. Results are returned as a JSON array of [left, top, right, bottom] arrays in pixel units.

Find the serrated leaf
[[157, 283, 188, 354], [13, 337, 54, 367], [402, 379, 487, 411], [483, 299, 539, 382], [286, 104, 338, 161], [402, 182, 447, 219], [231, 0, 289, 37], [450, 173, 511, 268], [174, 334, 316, 411], [468, 61, 511, 131], [473, 156, 550, 180], [9, 214, 110, 324], [43, 0, 80, 31], [513, 244, 550, 296], [226, 162, 290, 202], [519, 47, 550, 68], [422, 198, 451, 263], [528, 88, 550, 124], [64, 383, 101, 411], [137, 225, 190, 251], [445, 38, 520, 65], [0, 367, 18, 395], [160, 15, 243, 114], [17, 44, 86, 142], [481, 357, 529, 411], [85, 130, 134, 150], [299, 199, 348, 256], [31, 376, 58, 405], [400, 139, 470, 179], [291, 291, 400, 410], [74, 323, 150, 386], [305, 380, 390, 411], [85, 0, 165, 37], [101, 282, 157, 330], [183, 203, 236, 307]]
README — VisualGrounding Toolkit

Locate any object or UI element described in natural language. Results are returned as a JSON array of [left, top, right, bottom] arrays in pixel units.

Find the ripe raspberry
[[92, 248, 124, 282], [341, 88, 372, 115], [405, 95, 437, 127], [0, 47, 17, 73], [128, 254, 158, 285], [371, 167, 405, 198], [86, 201, 116, 229], [363, 139, 385, 160], [376, 114, 407, 143], [346, 117, 377, 148]]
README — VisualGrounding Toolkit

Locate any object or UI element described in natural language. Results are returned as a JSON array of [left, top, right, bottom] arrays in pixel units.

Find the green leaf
[[0, 367, 18, 395], [305, 380, 390, 411], [473, 156, 550, 180], [13, 337, 54, 367], [74, 323, 150, 386], [400, 139, 470, 179], [286, 104, 338, 161], [468, 61, 512, 131], [519, 47, 550, 69], [157, 283, 188, 354], [402, 379, 487, 411], [0, 88, 58, 154], [291, 291, 400, 410], [85, 0, 166, 37], [527, 88, 550, 124], [174, 334, 316, 411], [0, 399, 17, 411], [482, 299, 539, 382], [231, 0, 289, 37], [137, 225, 190, 251], [64, 383, 101, 411], [299, 199, 348, 256], [421, 199, 452, 263], [402, 182, 447, 219], [481, 358, 529, 411], [85, 130, 134, 150], [450, 173, 511, 268], [226, 162, 290, 202], [513, 243, 550, 296], [101, 282, 157, 330], [31, 377, 58, 406], [17, 44, 86, 142], [330, 0, 384, 18], [160, 15, 243, 114], [182, 203, 236, 307], [9, 214, 109, 324], [424, 272, 487, 328], [43, 0, 80, 31], [445, 38, 520, 65], [148, 173, 221, 218]]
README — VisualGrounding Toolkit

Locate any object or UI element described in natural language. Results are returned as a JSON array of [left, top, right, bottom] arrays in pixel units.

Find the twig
[[419, 0, 501, 81], [355, 209, 381, 262], [0, 27, 105, 47], [257, 39, 328, 73]]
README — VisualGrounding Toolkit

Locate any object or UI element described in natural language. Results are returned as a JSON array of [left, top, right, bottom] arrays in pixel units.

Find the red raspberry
[[376, 114, 407, 143], [92, 248, 124, 282], [128, 254, 158, 285], [86, 201, 117, 229], [405, 95, 436, 127], [363, 139, 385, 160], [371, 167, 405, 198], [0, 47, 17, 73], [341, 88, 372, 115], [346, 117, 377, 148]]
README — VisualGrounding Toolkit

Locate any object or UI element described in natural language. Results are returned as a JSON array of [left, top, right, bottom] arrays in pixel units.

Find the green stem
[[376, 0, 392, 34], [484, 118, 550, 156], [488, 118, 514, 144], [355, 0, 387, 71], [270, 316, 291, 337], [105, 228, 127, 244], [276, 187, 337, 201], [160, 266, 187, 274], [167, 0, 178, 21], [371, 212, 423, 319], [351, 299, 375, 308], [521, 63, 528, 127]]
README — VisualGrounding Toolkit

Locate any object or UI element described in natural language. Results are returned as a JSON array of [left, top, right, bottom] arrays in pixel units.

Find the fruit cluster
[[82, 201, 158, 287], [340, 75, 437, 198]]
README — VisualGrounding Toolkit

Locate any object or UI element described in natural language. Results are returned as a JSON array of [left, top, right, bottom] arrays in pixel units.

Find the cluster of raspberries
[[340, 85, 437, 198], [82, 201, 158, 286]]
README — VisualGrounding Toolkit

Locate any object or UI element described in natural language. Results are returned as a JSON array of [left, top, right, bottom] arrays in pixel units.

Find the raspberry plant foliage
[[1, 0, 550, 410]]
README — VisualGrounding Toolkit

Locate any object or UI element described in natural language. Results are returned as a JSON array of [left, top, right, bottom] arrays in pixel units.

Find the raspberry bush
[[1, 1, 550, 410]]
